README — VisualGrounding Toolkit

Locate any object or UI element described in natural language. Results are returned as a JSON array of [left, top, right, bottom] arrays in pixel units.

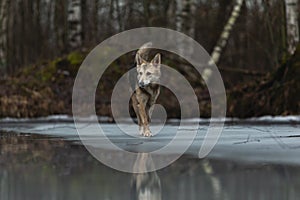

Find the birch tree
[[176, 0, 196, 56], [202, 0, 244, 83], [68, 0, 82, 49], [284, 0, 299, 55], [6, 0, 18, 73], [54, 0, 68, 53], [0, 0, 8, 69], [176, 0, 196, 36]]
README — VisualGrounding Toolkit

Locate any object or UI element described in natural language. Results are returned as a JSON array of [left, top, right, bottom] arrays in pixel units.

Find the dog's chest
[[142, 84, 159, 96]]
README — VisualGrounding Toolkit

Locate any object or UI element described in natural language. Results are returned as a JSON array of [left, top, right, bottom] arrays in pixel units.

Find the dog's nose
[[139, 81, 145, 88]]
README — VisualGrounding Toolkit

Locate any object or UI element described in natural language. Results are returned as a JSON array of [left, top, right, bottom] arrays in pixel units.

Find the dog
[[129, 43, 161, 137]]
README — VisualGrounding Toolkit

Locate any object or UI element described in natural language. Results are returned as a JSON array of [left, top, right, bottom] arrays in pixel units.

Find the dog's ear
[[136, 53, 146, 65], [151, 53, 161, 67]]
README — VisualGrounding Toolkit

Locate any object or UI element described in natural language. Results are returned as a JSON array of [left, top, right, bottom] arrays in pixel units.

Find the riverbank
[[0, 46, 299, 118], [1, 120, 300, 165]]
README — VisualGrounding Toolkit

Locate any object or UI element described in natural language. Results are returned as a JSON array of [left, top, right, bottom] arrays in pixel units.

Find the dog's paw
[[139, 127, 144, 135], [143, 130, 152, 137]]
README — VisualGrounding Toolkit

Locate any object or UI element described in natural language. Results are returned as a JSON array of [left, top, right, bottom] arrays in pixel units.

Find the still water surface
[[1, 130, 300, 200]]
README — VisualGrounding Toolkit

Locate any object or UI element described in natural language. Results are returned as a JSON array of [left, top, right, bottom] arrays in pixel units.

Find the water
[[1, 118, 300, 200]]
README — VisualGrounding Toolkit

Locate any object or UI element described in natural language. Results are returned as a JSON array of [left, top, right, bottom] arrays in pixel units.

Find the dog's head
[[136, 53, 161, 88]]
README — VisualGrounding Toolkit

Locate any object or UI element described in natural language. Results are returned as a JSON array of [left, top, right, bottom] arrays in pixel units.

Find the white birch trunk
[[68, 0, 82, 49], [176, 0, 196, 36], [285, 0, 299, 55], [0, 0, 8, 68], [175, 0, 183, 32], [176, 0, 196, 56], [202, 0, 244, 83]]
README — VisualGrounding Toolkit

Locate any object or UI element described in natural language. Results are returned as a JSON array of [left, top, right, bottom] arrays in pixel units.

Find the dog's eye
[[146, 72, 152, 76], [139, 72, 142, 75]]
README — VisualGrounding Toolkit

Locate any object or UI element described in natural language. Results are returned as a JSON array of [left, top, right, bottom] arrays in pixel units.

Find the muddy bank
[[228, 45, 300, 117], [0, 47, 299, 118]]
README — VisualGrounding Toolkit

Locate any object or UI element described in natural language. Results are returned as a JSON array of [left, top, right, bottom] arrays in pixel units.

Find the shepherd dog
[[129, 43, 161, 137]]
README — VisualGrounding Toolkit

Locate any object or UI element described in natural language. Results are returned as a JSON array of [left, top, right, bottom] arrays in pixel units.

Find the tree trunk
[[115, 0, 123, 31], [92, 0, 99, 40], [68, 0, 82, 49], [175, 0, 183, 32], [124, 0, 133, 29], [175, 0, 196, 56], [284, 0, 299, 55], [202, 0, 244, 82], [0, 0, 8, 71], [176, 0, 196, 36], [55, 0, 68, 54]]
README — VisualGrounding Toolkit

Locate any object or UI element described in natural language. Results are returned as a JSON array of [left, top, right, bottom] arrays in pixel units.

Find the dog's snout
[[139, 81, 145, 88]]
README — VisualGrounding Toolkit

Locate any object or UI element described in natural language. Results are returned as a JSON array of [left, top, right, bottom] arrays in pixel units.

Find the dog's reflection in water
[[131, 153, 162, 200]]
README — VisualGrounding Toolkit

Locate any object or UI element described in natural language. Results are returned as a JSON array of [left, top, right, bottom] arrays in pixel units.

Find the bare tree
[[0, 0, 8, 70], [0, 0, 292, 77], [68, 0, 82, 49], [176, 0, 196, 36], [123, 0, 133, 29], [115, 0, 124, 31], [54, 0, 68, 54], [284, 0, 299, 55], [202, 0, 244, 82], [175, 0, 196, 57], [6, 0, 19, 73]]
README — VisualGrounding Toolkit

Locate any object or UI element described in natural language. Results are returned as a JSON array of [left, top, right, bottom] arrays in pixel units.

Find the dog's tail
[[136, 42, 152, 61]]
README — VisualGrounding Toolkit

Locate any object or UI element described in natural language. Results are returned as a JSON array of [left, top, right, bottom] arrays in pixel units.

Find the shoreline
[[1, 122, 300, 166]]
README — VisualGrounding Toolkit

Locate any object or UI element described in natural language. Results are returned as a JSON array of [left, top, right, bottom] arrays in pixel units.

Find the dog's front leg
[[131, 95, 143, 133], [147, 91, 160, 122], [137, 96, 152, 137], [138, 103, 152, 137]]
